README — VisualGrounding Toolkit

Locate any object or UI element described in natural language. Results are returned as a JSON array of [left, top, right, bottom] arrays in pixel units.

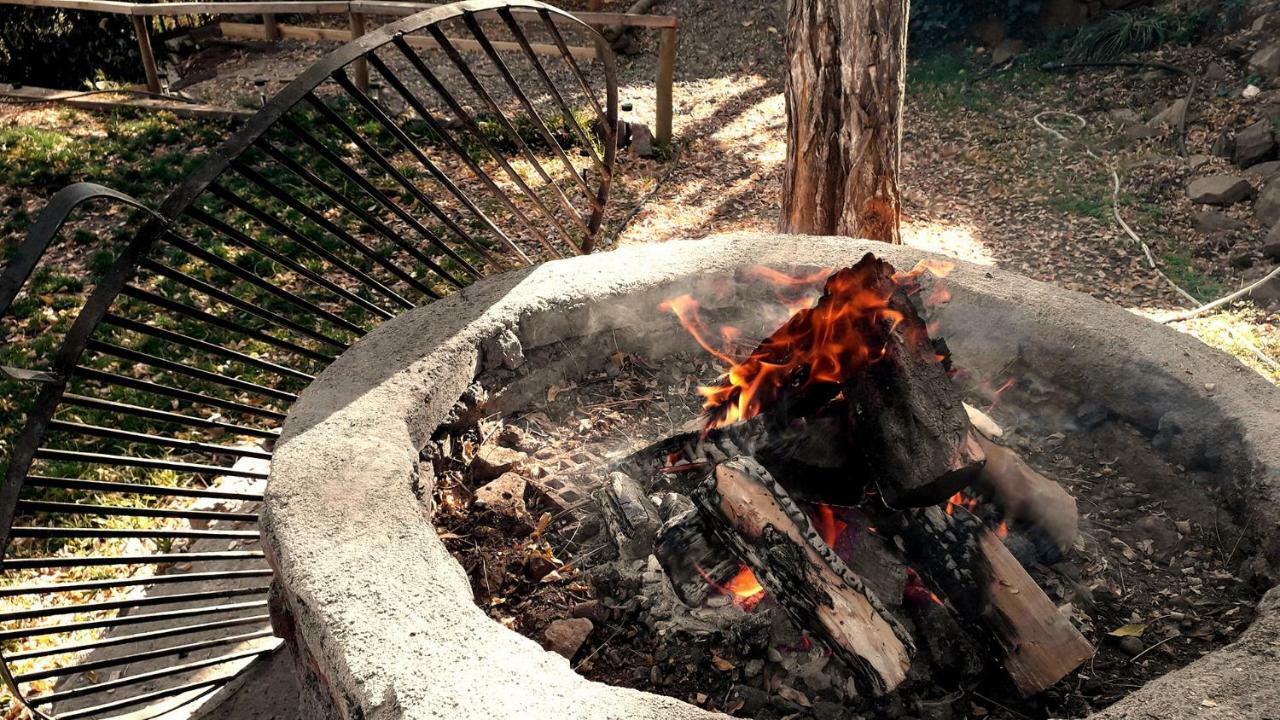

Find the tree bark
[[780, 0, 909, 243]]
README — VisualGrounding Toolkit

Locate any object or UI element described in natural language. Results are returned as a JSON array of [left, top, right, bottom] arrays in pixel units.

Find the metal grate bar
[[101, 313, 314, 383], [14, 629, 275, 683], [0, 600, 268, 640], [85, 339, 298, 404], [60, 393, 279, 440], [0, 570, 272, 599], [2, 552, 265, 573], [27, 647, 271, 704], [70, 366, 289, 422], [16, 499, 259, 523], [0, 586, 269, 623], [21, 476, 264, 502]]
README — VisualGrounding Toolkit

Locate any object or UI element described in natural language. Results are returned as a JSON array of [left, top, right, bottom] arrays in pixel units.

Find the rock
[[1188, 175, 1255, 205], [1249, 44, 1280, 79], [1263, 224, 1280, 260], [1193, 210, 1246, 233], [990, 38, 1023, 67], [732, 685, 771, 714], [1247, 160, 1280, 182], [1150, 98, 1187, 128], [1117, 635, 1145, 658], [1212, 128, 1235, 157], [1187, 154, 1213, 171], [1123, 124, 1160, 141], [630, 123, 655, 158], [1234, 119, 1277, 168], [1108, 108, 1142, 125], [1204, 62, 1229, 82], [1244, 264, 1280, 303], [472, 443, 528, 481], [1243, 84, 1262, 100], [570, 599, 607, 622], [1230, 251, 1255, 269], [481, 328, 525, 370], [1258, 180, 1280, 226], [524, 553, 558, 581], [543, 618, 593, 659], [474, 473, 529, 522]]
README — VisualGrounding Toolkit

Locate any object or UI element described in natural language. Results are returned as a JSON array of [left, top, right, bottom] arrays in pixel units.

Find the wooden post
[[655, 25, 676, 147], [263, 13, 282, 41], [348, 11, 369, 92], [130, 14, 162, 94]]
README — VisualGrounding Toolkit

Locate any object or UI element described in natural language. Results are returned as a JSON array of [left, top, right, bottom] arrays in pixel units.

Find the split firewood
[[892, 505, 1094, 697], [963, 402, 1004, 439], [693, 456, 914, 695], [596, 471, 661, 561], [972, 432, 1079, 554], [654, 505, 740, 606]]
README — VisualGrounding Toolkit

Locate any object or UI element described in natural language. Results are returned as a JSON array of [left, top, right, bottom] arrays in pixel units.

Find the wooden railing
[[0, 0, 678, 144]]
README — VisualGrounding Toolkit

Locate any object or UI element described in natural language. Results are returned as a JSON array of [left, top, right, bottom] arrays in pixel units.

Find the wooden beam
[[262, 13, 282, 41], [348, 10, 369, 91], [129, 14, 161, 94], [349, 2, 680, 28], [0, 83, 253, 120], [655, 25, 675, 146], [218, 22, 598, 60]]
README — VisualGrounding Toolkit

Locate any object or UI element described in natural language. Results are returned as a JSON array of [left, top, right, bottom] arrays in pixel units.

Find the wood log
[[972, 431, 1079, 555], [693, 456, 914, 695], [892, 505, 1094, 697], [841, 257, 984, 507], [654, 505, 740, 606]]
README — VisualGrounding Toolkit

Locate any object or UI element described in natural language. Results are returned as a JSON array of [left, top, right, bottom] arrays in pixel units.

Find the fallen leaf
[[1109, 622, 1147, 638]]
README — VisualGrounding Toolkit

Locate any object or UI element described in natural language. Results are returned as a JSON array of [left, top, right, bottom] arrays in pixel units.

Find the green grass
[[1162, 250, 1226, 302]]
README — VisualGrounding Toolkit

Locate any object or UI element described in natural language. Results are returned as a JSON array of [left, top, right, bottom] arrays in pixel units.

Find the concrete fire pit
[[261, 234, 1280, 720]]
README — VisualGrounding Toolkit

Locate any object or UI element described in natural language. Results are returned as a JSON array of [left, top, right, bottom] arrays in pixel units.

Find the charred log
[[693, 456, 914, 695], [891, 505, 1094, 697]]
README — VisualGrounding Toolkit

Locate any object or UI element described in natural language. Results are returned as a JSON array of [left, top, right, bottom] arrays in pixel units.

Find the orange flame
[[813, 504, 847, 549], [996, 520, 1009, 539], [696, 563, 765, 611], [660, 256, 955, 431], [904, 568, 944, 607]]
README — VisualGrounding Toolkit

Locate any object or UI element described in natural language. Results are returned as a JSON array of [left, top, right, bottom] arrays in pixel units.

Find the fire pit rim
[[262, 234, 1280, 720]]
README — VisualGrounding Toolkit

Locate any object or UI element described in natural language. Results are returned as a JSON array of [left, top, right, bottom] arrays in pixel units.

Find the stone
[[1246, 160, 1280, 181], [1123, 124, 1160, 141], [524, 553, 558, 581], [630, 123, 655, 158], [1211, 128, 1235, 157], [1192, 210, 1246, 233], [1187, 154, 1212, 171], [1108, 108, 1142, 125], [1230, 251, 1255, 269], [481, 327, 524, 371], [1258, 180, 1280, 226], [1187, 175, 1255, 205], [1263, 224, 1280, 260], [473, 472, 529, 521], [1149, 98, 1187, 128], [1204, 61, 1229, 82], [1249, 44, 1280, 79], [990, 38, 1023, 67], [1233, 118, 1277, 168], [1243, 84, 1262, 100], [472, 443, 528, 481], [1117, 635, 1145, 657], [1244, 263, 1280, 303], [543, 618, 593, 659]]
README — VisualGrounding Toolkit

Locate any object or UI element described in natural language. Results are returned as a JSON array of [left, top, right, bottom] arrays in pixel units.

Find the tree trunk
[[780, 0, 909, 243]]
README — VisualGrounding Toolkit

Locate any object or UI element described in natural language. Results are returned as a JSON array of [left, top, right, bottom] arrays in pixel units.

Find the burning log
[[693, 456, 914, 695], [654, 505, 740, 606], [891, 505, 1094, 697], [972, 431, 1079, 555]]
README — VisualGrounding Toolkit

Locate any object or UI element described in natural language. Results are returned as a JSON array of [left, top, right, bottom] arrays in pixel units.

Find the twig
[[1128, 633, 1179, 663], [1161, 264, 1280, 324]]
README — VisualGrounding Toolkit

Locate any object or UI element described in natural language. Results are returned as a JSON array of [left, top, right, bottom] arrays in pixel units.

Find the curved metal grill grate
[[0, 2, 617, 717]]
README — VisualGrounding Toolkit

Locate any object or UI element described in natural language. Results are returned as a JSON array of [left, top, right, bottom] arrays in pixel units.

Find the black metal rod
[[427, 26, 591, 238], [392, 37, 573, 258], [365, 52, 546, 265], [52, 675, 235, 720], [335, 62, 528, 267], [498, 7, 608, 176], [0, 569, 271, 598], [8, 526, 260, 540], [86, 339, 297, 404], [230, 158, 439, 301], [5, 613, 271, 659], [46, 419, 270, 460], [160, 229, 362, 339], [0, 585, 268, 623], [14, 628, 275, 683], [266, 121, 464, 291], [310, 79, 495, 276], [26, 646, 270, 703], [0, 594, 266, 638], [184, 205, 382, 330], [121, 283, 332, 366], [141, 253, 348, 352], [537, 8, 607, 123], [21, 476, 263, 502], [32, 447, 269, 479], [60, 393, 279, 440], [207, 182, 406, 315], [102, 313, 314, 384], [461, 12, 600, 202], [71, 366, 288, 422], [16, 499, 258, 523]]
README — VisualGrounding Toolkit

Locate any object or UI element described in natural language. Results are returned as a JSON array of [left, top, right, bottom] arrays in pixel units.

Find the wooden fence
[[0, 0, 678, 144]]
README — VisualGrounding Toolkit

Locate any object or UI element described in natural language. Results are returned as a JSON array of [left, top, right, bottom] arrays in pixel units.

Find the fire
[[903, 568, 944, 607], [659, 255, 955, 431], [813, 503, 847, 549], [997, 520, 1009, 539], [697, 563, 766, 610], [945, 491, 979, 516]]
